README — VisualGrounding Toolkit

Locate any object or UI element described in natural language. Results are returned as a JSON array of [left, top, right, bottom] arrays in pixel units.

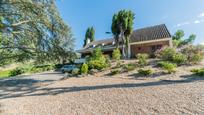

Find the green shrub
[[191, 68, 204, 76], [81, 63, 88, 74], [87, 48, 108, 70], [114, 62, 122, 68], [136, 53, 149, 67], [112, 48, 121, 60], [173, 39, 183, 48], [72, 68, 80, 75], [110, 69, 120, 75], [157, 61, 167, 67], [172, 53, 187, 65], [156, 47, 177, 61], [9, 67, 25, 77], [30, 65, 54, 73], [138, 68, 154, 76], [123, 64, 135, 72], [158, 61, 177, 74], [105, 55, 111, 67], [88, 60, 107, 70]]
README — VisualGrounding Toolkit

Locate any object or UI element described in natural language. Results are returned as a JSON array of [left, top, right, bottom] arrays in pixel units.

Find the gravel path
[[0, 72, 204, 115]]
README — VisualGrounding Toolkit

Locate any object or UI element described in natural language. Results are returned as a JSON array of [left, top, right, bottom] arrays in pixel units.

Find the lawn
[[0, 63, 56, 79], [0, 70, 11, 79]]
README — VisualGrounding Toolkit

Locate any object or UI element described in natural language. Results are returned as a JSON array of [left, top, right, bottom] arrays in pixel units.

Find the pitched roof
[[130, 24, 171, 42], [84, 38, 114, 49], [83, 24, 171, 49]]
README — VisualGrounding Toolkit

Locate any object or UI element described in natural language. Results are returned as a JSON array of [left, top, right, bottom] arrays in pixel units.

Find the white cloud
[[174, 13, 204, 28], [194, 20, 200, 24], [198, 13, 204, 18], [175, 22, 190, 27]]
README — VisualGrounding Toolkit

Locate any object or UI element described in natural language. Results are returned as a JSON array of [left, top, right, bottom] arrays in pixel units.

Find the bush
[[189, 54, 203, 64], [114, 62, 122, 69], [191, 68, 204, 76], [181, 45, 204, 64], [112, 48, 121, 60], [172, 53, 187, 65], [80, 63, 88, 74], [156, 47, 177, 61], [110, 69, 120, 75], [30, 65, 54, 73], [72, 68, 80, 75], [138, 68, 154, 76], [136, 53, 149, 67], [123, 64, 135, 72], [87, 48, 108, 70], [9, 67, 25, 77], [158, 61, 177, 74], [157, 61, 167, 67], [105, 55, 111, 67], [88, 60, 107, 70]]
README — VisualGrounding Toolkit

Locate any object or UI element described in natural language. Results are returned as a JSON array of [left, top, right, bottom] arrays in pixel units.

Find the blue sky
[[56, 0, 204, 50]]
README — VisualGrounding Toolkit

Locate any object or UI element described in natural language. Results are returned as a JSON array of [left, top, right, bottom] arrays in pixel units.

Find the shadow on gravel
[[0, 74, 203, 100], [34, 72, 63, 76], [0, 79, 54, 99]]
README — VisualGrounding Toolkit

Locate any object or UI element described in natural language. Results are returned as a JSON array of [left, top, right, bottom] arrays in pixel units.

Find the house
[[77, 24, 172, 58]]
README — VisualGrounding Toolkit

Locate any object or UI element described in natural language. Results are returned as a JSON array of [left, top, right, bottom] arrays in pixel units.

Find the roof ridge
[[133, 24, 166, 32]]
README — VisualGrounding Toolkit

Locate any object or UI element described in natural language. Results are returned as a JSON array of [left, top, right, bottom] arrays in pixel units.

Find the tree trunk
[[125, 37, 131, 58], [115, 35, 119, 49], [120, 26, 126, 59], [121, 35, 126, 59]]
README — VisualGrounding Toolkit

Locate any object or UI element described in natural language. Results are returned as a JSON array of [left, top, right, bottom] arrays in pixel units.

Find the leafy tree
[[0, 0, 75, 65], [124, 11, 135, 58], [111, 10, 135, 58], [172, 30, 185, 40], [182, 34, 196, 46], [111, 14, 120, 48], [172, 30, 196, 47], [83, 27, 95, 47]]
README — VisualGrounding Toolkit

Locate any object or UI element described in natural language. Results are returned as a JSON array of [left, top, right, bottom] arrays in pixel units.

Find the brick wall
[[130, 40, 170, 57]]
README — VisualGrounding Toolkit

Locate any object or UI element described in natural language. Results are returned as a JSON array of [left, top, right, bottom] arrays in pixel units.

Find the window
[[157, 45, 162, 49], [151, 45, 162, 52], [151, 46, 156, 52]]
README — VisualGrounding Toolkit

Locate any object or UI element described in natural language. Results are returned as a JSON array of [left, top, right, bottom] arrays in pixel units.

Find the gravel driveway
[[0, 71, 204, 115]]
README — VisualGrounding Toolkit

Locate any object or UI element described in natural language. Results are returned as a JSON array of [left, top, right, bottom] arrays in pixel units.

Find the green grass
[[0, 63, 56, 79], [0, 70, 12, 79]]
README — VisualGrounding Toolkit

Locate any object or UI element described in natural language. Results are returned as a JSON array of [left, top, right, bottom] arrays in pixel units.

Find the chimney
[[87, 38, 90, 44]]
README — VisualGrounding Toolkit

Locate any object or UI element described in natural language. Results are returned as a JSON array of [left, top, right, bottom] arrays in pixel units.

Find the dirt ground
[[0, 60, 204, 115]]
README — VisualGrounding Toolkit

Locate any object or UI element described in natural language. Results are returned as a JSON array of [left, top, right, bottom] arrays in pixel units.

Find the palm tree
[[111, 10, 135, 58]]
